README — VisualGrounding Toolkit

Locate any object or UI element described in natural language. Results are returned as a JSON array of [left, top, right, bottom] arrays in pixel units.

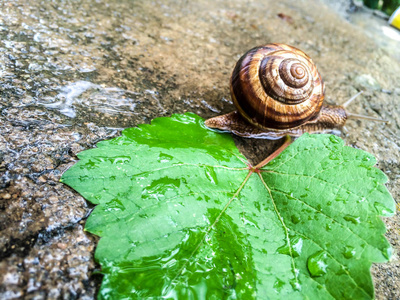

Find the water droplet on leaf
[[329, 135, 341, 144], [277, 236, 303, 257], [343, 246, 356, 259], [335, 197, 347, 204], [273, 278, 285, 292], [329, 152, 341, 160], [290, 278, 301, 291], [374, 202, 394, 217], [307, 250, 328, 277], [158, 152, 174, 163], [105, 198, 126, 211], [204, 166, 218, 185], [343, 215, 361, 224], [291, 214, 301, 224]]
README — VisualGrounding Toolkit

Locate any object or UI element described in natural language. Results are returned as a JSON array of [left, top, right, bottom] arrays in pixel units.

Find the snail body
[[205, 43, 383, 139]]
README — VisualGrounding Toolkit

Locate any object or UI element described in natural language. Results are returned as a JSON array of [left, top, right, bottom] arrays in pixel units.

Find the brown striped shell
[[230, 43, 325, 130]]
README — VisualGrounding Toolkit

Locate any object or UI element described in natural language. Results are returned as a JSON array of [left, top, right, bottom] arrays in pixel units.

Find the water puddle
[[34, 80, 167, 127], [39, 81, 96, 118]]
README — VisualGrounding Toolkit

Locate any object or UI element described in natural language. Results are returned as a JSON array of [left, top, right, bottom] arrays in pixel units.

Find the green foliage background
[[363, 0, 400, 15]]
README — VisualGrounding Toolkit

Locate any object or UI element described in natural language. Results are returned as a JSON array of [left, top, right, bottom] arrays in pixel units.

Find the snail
[[205, 43, 386, 140]]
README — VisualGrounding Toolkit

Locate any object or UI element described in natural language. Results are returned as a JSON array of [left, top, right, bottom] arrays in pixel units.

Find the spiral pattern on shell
[[230, 43, 325, 130]]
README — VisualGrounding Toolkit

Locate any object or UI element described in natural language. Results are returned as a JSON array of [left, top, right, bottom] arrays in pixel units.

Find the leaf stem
[[254, 135, 292, 169]]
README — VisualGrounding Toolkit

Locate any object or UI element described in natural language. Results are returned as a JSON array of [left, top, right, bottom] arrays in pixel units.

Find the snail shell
[[230, 43, 325, 130]]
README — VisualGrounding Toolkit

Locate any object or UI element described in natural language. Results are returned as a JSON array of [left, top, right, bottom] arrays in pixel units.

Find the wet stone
[[0, 0, 399, 299]]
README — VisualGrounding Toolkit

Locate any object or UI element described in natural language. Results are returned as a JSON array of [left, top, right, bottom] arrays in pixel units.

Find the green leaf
[[61, 113, 395, 299]]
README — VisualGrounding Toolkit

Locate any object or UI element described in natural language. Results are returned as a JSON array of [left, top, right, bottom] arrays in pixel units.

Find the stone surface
[[354, 74, 381, 91], [0, 0, 399, 299]]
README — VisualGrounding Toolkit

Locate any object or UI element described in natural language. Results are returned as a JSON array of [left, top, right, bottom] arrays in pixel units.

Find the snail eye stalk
[[342, 91, 388, 123]]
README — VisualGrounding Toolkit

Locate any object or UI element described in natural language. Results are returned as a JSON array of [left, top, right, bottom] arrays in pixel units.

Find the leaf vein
[[256, 173, 299, 286]]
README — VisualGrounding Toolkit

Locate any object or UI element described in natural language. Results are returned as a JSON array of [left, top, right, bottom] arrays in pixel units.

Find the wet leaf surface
[[61, 113, 394, 299]]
